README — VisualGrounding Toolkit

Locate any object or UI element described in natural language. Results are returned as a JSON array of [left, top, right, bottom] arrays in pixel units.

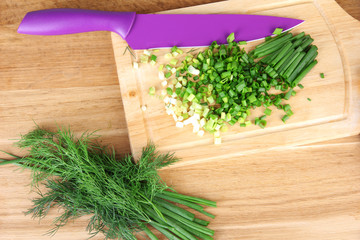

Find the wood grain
[[158, 141, 360, 239], [1, 136, 359, 239], [0, 0, 359, 240], [0, 9, 131, 158], [112, 0, 360, 164]]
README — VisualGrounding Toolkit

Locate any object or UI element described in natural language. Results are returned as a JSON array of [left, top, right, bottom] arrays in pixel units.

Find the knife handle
[[17, 8, 136, 39]]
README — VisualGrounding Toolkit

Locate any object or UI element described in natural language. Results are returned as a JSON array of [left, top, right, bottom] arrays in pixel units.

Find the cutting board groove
[[313, 0, 353, 115]]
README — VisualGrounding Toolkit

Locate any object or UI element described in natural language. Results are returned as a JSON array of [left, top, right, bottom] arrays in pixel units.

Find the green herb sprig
[[0, 126, 216, 239]]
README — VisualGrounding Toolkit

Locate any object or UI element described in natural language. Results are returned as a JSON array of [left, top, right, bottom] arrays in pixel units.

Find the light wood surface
[[2, 135, 360, 239], [112, 0, 360, 165], [1, 0, 359, 240]]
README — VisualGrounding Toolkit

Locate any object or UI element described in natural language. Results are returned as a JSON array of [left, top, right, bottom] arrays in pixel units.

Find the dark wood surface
[[335, 0, 360, 21]]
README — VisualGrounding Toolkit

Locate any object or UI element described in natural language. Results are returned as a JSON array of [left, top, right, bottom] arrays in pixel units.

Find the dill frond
[[1, 126, 216, 240]]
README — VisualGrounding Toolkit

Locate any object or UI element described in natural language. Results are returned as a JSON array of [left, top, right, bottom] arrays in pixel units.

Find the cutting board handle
[[17, 8, 136, 39]]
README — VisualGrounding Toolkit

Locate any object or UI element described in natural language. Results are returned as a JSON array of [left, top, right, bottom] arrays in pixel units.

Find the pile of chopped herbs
[[0, 127, 216, 240], [142, 29, 318, 144]]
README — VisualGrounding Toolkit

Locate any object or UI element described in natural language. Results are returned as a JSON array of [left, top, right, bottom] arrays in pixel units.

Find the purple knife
[[17, 9, 304, 49]]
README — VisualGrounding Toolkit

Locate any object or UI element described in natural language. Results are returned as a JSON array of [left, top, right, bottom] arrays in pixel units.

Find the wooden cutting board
[[112, 0, 360, 166]]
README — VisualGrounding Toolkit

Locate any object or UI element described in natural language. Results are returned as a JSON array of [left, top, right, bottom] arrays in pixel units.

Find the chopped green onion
[[264, 108, 272, 116], [188, 65, 200, 75], [274, 48, 295, 71], [143, 50, 151, 56], [147, 31, 317, 143], [283, 104, 291, 112], [272, 28, 283, 35], [292, 32, 305, 41], [214, 137, 222, 144], [227, 33, 235, 43], [165, 72, 172, 78], [187, 93, 195, 101], [273, 97, 282, 106], [171, 46, 178, 53], [207, 96, 215, 104], [300, 37, 314, 50], [284, 52, 306, 79], [284, 89, 293, 100], [150, 55, 157, 62], [291, 60, 318, 87], [282, 115, 289, 123], [176, 48, 183, 54], [140, 55, 149, 63], [170, 59, 178, 66], [166, 87, 173, 95], [320, 72, 325, 78], [286, 109, 294, 116], [279, 51, 300, 76], [259, 119, 267, 128], [149, 86, 156, 96], [248, 94, 257, 103], [254, 33, 292, 57], [287, 45, 318, 83], [270, 41, 292, 67]]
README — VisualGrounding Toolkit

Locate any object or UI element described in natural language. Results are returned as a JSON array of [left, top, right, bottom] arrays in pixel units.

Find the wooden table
[[1, 1, 359, 239]]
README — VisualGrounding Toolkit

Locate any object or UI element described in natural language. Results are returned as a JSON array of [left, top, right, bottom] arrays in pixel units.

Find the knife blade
[[17, 8, 304, 49]]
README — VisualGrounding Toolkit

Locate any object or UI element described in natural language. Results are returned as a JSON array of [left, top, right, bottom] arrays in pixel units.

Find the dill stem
[[145, 204, 213, 239], [140, 224, 159, 240], [162, 191, 217, 207], [158, 213, 198, 240], [194, 218, 210, 226], [0, 158, 23, 166], [157, 205, 214, 236], [144, 205, 193, 239], [163, 217, 196, 240], [150, 222, 181, 240], [157, 193, 216, 219], [156, 193, 204, 211], [0, 157, 59, 176], [171, 229, 191, 240], [154, 198, 195, 221], [171, 219, 213, 240], [199, 209, 215, 219]]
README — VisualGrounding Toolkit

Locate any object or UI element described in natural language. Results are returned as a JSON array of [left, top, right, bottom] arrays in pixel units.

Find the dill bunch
[[0, 127, 216, 240]]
